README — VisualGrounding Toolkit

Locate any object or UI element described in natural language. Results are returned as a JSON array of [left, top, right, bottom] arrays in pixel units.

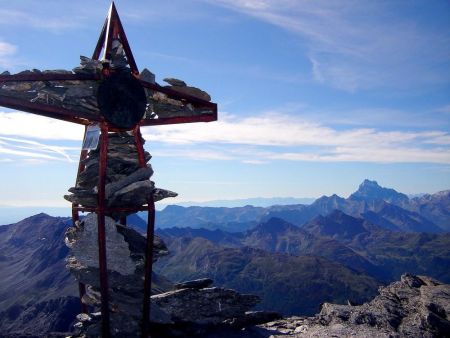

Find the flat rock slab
[[175, 278, 213, 290], [151, 287, 260, 325]]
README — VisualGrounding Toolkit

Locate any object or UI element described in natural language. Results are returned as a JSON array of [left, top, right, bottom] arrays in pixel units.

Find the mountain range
[[0, 179, 449, 336], [159, 196, 316, 208], [155, 212, 450, 313], [153, 179, 450, 232]]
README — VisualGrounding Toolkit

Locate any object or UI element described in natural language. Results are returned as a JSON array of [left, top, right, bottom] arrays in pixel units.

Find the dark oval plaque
[[97, 72, 147, 129]]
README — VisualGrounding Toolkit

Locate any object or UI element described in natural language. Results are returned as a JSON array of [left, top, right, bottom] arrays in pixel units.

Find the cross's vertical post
[[142, 196, 156, 338], [134, 126, 155, 337], [97, 123, 110, 337]]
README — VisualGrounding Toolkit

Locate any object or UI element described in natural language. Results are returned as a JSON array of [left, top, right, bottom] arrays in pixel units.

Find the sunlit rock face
[[64, 212, 171, 337], [259, 274, 450, 338]]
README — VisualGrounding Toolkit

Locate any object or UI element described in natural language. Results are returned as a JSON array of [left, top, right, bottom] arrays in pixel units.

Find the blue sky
[[0, 0, 449, 208]]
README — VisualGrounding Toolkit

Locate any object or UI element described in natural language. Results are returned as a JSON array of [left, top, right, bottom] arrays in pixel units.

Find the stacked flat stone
[[65, 213, 171, 337], [0, 68, 100, 118], [64, 131, 177, 218], [0, 44, 213, 122], [148, 77, 213, 119]]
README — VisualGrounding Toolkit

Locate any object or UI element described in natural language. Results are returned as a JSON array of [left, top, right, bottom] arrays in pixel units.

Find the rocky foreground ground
[[254, 274, 450, 338], [67, 274, 449, 338]]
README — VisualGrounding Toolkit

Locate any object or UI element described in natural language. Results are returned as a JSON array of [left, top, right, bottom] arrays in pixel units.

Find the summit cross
[[0, 3, 217, 337]]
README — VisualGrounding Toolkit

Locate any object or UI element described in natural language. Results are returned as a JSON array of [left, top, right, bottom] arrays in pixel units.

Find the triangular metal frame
[[92, 2, 139, 74]]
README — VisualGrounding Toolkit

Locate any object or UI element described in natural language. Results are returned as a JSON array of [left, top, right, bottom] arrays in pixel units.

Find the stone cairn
[[61, 131, 279, 337], [54, 50, 278, 337], [63, 131, 177, 220]]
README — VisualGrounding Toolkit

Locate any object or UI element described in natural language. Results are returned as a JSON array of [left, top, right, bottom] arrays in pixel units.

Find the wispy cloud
[[204, 0, 450, 91], [142, 111, 450, 164], [0, 40, 18, 68], [0, 136, 77, 162], [0, 112, 84, 141], [0, 136, 78, 163], [436, 105, 450, 115], [0, 158, 13, 163], [0, 112, 83, 163], [143, 112, 448, 148], [0, 9, 86, 31], [152, 148, 235, 161], [1, 110, 448, 165]]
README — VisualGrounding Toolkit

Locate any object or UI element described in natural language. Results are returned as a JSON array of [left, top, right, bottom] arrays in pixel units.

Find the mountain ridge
[[154, 180, 449, 232]]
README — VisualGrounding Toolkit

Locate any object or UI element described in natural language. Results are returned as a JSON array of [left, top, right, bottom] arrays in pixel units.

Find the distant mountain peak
[[361, 179, 380, 188], [350, 179, 409, 205]]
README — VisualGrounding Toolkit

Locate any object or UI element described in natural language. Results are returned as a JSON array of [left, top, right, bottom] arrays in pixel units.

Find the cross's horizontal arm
[[0, 73, 217, 127], [0, 94, 93, 125], [0, 73, 99, 82]]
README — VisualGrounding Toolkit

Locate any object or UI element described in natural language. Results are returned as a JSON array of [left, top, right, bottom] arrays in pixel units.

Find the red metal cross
[[0, 2, 217, 127], [0, 2, 217, 338]]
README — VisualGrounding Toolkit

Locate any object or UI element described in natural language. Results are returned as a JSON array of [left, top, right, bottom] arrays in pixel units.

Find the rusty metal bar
[[102, 3, 116, 62], [112, 2, 139, 74], [73, 127, 90, 193], [97, 123, 110, 337], [0, 73, 216, 110], [0, 96, 95, 125], [139, 80, 217, 109], [142, 196, 155, 338], [0, 73, 98, 82], [134, 126, 147, 168], [140, 113, 217, 127], [133, 126, 154, 338], [73, 205, 149, 213], [92, 18, 108, 60], [72, 126, 90, 314]]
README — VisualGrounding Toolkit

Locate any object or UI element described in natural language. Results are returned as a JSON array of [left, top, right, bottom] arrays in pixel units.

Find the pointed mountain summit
[[349, 179, 409, 206]]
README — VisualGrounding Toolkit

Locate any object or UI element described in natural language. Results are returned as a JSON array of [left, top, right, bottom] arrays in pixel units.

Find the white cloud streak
[[1, 110, 448, 164], [0, 112, 84, 141], [0, 8, 87, 31], [0, 112, 83, 162], [0, 40, 18, 68], [143, 111, 450, 164], [143, 112, 448, 148], [0, 136, 77, 162]]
